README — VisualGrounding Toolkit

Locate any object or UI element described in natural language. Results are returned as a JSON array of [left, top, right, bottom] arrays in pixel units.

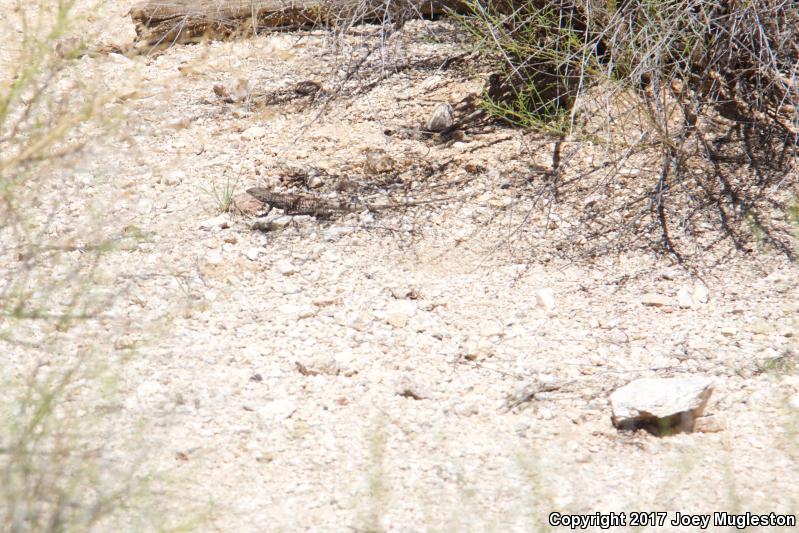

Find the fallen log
[[129, 0, 469, 50]]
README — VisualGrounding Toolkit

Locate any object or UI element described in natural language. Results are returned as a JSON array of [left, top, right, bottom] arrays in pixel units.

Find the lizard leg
[[256, 204, 274, 218]]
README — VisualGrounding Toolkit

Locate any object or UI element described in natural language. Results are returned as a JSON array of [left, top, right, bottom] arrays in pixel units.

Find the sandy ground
[[2, 2, 799, 532]]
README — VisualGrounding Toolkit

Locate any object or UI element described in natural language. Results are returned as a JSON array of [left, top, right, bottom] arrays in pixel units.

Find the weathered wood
[[129, 0, 469, 49]]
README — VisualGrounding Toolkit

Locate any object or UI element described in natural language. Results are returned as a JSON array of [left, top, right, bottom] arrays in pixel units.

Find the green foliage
[[757, 351, 798, 376], [457, 0, 799, 260], [457, 0, 599, 125], [458, 0, 713, 126], [0, 3, 181, 531], [209, 173, 241, 214]]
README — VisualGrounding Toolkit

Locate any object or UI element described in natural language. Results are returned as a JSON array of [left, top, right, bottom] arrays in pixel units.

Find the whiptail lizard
[[246, 187, 455, 219]]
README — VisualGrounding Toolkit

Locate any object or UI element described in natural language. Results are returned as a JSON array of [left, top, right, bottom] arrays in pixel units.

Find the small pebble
[[275, 259, 295, 275]]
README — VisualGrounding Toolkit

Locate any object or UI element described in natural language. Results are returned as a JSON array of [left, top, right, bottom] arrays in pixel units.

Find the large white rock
[[610, 376, 714, 434], [256, 400, 296, 427], [640, 293, 676, 307], [242, 126, 267, 139], [677, 287, 694, 308], [693, 284, 709, 304], [198, 214, 230, 230], [323, 226, 353, 241], [275, 259, 295, 275], [251, 215, 293, 232], [535, 288, 556, 311], [426, 103, 453, 132], [384, 300, 417, 328]]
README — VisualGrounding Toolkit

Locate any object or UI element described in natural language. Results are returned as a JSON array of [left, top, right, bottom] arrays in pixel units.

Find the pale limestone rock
[[609, 329, 629, 345], [536, 288, 556, 311], [425, 103, 453, 132], [297, 305, 316, 319], [480, 321, 505, 338], [610, 376, 714, 435], [420, 75, 443, 90], [275, 259, 295, 275], [396, 377, 431, 400], [693, 284, 709, 304], [384, 300, 417, 328], [641, 293, 676, 307], [251, 215, 294, 232], [658, 268, 680, 280], [323, 226, 352, 241], [677, 287, 693, 308], [694, 415, 724, 433], [388, 285, 421, 300], [751, 320, 771, 335], [199, 214, 230, 230], [162, 170, 185, 185], [256, 400, 295, 426], [206, 250, 223, 265], [228, 78, 250, 102], [242, 125, 267, 139], [277, 303, 313, 319]]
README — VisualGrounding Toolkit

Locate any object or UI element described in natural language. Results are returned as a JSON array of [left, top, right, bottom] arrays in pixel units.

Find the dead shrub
[[460, 0, 799, 263]]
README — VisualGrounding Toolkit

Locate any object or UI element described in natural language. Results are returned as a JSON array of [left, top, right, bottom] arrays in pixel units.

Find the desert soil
[[4, 2, 799, 531]]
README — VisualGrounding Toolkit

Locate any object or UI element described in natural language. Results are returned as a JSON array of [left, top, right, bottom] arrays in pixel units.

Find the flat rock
[[750, 320, 771, 335], [384, 300, 417, 328], [275, 259, 295, 275], [610, 376, 714, 435], [425, 103, 453, 132], [658, 268, 680, 280], [252, 215, 292, 232], [608, 329, 629, 345], [677, 287, 693, 308], [162, 170, 185, 185], [693, 284, 709, 304], [276, 303, 314, 319], [694, 415, 724, 433], [388, 285, 421, 300], [242, 126, 267, 139], [535, 288, 556, 311], [199, 214, 230, 230], [255, 400, 296, 426], [479, 321, 505, 338], [396, 377, 432, 400], [640, 293, 676, 307], [206, 250, 224, 265], [324, 226, 353, 241]]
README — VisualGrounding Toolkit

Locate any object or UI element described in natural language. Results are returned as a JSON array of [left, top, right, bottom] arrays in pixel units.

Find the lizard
[[246, 187, 456, 219]]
